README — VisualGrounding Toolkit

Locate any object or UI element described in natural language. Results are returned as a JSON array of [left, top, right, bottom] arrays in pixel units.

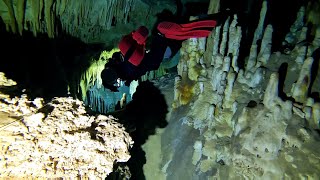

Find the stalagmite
[[222, 70, 236, 109], [173, 75, 182, 109], [227, 15, 241, 72], [237, 0, 269, 89], [207, 0, 220, 14], [263, 72, 293, 119], [222, 56, 231, 72], [207, 104, 215, 120], [212, 26, 221, 56], [246, 45, 258, 71], [294, 45, 307, 64], [312, 103, 320, 129], [297, 26, 308, 44], [227, 15, 238, 55], [284, 6, 305, 45], [234, 107, 249, 136], [309, 27, 320, 55], [219, 17, 230, 56], [292, 57, 314, 103], [3, 0, 17, 33], [292, 27, 308, 62], [263, 73, 279, 109], [258, 24, 273, 65], [252, 0, 268, 45], [192, 141, 203, 165]]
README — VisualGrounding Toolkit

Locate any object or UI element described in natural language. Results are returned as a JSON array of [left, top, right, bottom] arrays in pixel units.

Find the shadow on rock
[[106, 80, 169, 180]]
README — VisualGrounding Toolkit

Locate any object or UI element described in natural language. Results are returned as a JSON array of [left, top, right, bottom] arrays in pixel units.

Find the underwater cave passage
[[106, 80, 169, 179]]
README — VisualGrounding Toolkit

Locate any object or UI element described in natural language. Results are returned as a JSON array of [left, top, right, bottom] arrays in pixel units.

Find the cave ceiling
[[0, 0, 211, 46]]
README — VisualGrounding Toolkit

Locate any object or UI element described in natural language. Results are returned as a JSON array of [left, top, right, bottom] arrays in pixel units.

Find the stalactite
[[83, 68, 135, 114], [39, 0, 44, 32], [30, 0, 40, 37], [79, 49, 119, 101], [87, 87, 110, 114], [16, 0, 26, 35], [0, 0, 135, 41], [3, 0, 17, 33], [55, 0, 135, 42], [44, 0, 54, 38]]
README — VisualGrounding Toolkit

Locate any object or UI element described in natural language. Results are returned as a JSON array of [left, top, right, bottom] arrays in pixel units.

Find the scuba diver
[[101, 11, 231, 92]]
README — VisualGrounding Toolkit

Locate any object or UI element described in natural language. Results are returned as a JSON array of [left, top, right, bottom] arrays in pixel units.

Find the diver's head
[[101, 67, 118, 89], [111, 51, 124, 62]]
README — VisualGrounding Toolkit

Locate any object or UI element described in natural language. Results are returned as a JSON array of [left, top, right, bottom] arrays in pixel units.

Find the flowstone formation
[[0, 72, 133, 179], [167, 0, 320, 179]]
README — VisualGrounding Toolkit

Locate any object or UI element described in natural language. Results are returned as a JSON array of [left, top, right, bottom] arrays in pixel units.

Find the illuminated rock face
[[0, 74, 133, 179]]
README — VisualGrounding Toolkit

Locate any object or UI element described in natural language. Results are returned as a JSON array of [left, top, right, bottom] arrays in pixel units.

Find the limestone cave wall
[[153, 0, 320, 179]]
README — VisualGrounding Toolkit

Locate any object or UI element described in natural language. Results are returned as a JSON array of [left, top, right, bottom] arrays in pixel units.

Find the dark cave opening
[[0, 18, 105, 101]]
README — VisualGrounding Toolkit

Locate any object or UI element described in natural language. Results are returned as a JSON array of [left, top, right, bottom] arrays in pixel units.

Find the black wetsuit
[[105, 33, 181, 85]]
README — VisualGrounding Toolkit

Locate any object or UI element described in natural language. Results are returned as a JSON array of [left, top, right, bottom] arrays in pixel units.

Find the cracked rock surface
[[0, 72, 133, 179]]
